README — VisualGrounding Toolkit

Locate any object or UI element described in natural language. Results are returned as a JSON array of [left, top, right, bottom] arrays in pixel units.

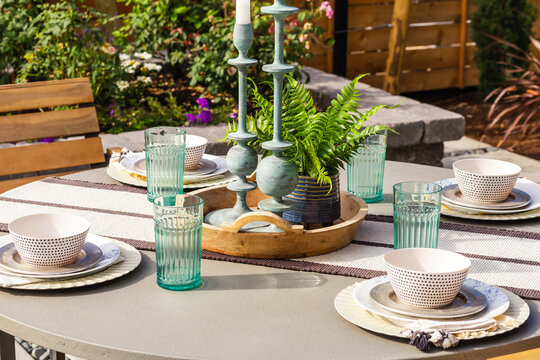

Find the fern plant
[[228, 74, 395, 186]]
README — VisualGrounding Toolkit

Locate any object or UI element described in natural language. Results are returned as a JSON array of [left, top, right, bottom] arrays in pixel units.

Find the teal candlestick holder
[[256, 0, 299, 222], [205, 23, 259, 228]]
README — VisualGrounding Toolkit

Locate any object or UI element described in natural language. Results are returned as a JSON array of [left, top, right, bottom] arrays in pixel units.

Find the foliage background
[[0, 0, 331, 133]]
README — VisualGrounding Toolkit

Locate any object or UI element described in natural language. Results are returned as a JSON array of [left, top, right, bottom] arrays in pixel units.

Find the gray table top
[[0, 161, 538, 359]]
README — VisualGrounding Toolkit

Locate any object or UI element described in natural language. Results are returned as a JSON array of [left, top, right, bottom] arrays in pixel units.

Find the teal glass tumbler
[[153, 195, 204, 291], [347, 134, 387, 203], [393, 182, 442, 249], [145, 127, 186, 202]]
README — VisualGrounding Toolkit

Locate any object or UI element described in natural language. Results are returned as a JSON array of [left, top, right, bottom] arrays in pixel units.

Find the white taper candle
[[236, 0, 251, 24]]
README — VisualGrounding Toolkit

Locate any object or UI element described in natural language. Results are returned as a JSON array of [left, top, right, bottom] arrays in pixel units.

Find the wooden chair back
[[0, 78, 105, 193]]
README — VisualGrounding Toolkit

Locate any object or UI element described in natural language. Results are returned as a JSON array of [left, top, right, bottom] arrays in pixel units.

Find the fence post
[[332, 0, 348, 77], [383, 0, 411, 94], [458, 0, 469, 88]]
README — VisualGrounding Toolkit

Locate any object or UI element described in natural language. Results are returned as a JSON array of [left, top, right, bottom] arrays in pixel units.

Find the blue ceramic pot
[[282, 175, 340, 225]]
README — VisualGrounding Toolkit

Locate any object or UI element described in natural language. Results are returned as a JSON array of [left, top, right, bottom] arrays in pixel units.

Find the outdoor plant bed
[[191, 185, 368, 259]]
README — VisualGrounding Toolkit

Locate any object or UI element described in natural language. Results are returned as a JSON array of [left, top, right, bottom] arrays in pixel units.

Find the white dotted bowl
[[384, 248, 471, 308], [185, 134, 208, 171], [453, 158, 521, 203], [8, 213, 90, 267]]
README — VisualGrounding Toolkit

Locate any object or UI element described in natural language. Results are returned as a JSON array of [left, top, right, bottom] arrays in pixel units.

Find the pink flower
[[319, 1, 333, 18], [319, 1, 330, 11], [325, 7, 333, 18]]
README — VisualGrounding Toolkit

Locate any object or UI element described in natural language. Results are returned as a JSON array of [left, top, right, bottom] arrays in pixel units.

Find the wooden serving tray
[[191, 185, 368, 259]]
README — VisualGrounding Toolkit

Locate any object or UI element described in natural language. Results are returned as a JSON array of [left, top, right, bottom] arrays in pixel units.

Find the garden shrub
[[471, 0, 537, 96], [0, 0, 331, 134], [0, 0, 43, 84], [116, 0, 332, 97]]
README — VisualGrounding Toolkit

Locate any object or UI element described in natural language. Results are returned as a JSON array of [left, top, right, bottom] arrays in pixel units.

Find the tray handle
[[221, 211, 304, 234]]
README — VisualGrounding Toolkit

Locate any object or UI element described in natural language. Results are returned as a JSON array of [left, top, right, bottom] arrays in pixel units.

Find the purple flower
[[109, 110, 114, 115], [198, 110, 212, 124], [185, 113, 197, 124], [196, 97, 209, 109], [229, 112, 238, 119], [41, 137, 55, 143]]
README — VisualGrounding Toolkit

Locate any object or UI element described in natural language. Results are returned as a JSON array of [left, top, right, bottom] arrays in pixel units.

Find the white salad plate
[[353, 277, 510, 324], [0, 234, 120, 280]]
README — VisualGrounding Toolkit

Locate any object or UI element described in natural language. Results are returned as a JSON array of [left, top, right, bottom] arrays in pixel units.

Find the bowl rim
[[452, 158, 521, 177], [384, 248, 471, 275], [8, 213, 90, 240], [186, 134, 208, 148]]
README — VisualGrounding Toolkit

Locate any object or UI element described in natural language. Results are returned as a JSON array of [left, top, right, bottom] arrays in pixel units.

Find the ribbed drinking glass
[[393, 182, 442, 249], [347, 133, 387, 203], [145, 127, 186, 202], [153, 195, 204, 291]]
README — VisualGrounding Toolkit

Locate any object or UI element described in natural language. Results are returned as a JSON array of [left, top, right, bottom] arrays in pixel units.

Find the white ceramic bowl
[[384, 248, 471, 308], [185, 134, 208, 170], [8, 213, 90, 267], [453, 158, 521, 203]]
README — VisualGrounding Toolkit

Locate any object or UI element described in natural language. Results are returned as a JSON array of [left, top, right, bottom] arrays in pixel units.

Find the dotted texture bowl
[[9, 214, 90, 267], [453, 158, 521, 203], [185, 134, 207, 171], [384, 248, 470, 308]]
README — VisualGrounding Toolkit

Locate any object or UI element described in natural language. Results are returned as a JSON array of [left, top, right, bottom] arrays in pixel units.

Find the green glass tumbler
[[347, 134, 387, 203], [153, 195, 204, 291], [393, 182, 442, 249], [145, 127, 186, 202]]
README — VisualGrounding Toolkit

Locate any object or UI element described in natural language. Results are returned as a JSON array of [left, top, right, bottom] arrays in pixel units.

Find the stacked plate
[[108, 152, 234, 189], [0, 233, 140, 290], [334, 276, 530, 341], [436, 178, 540, 220]]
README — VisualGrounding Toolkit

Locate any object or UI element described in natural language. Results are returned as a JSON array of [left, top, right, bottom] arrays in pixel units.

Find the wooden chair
[[0, 78, 106, 193]]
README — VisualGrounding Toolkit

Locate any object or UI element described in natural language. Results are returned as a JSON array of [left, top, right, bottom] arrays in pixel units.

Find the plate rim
[[369, 281, 487, 319]]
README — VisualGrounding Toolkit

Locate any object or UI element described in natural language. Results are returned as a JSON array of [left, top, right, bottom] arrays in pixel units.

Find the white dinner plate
[[0, 234, 120, 280], [108, 158, 234, 189], [369, 281, 487, 319], [0, 241, 103, 276], [336, 281, 529, 341], [442, 184, 531, 210], [436, 178, 540, 219], [120, 153, 229, 181], [353, 276, 510, 324]]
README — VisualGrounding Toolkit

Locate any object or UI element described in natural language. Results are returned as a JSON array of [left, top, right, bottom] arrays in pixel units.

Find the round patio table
[[0, 161, 538, 360]]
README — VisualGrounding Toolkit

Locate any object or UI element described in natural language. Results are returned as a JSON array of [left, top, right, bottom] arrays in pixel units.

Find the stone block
[[387, 143, 444, 167]]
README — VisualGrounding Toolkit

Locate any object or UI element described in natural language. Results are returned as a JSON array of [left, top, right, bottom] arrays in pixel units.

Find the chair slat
[[0, 138, 105, 176], [0, 172, 78, 194], [0, 78, 94, 113], [0, 107, 100, 143]]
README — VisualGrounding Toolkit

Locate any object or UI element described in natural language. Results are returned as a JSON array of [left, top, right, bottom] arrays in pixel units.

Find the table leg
[[0, 330, 14, 360], [50, 350, 66, 360]]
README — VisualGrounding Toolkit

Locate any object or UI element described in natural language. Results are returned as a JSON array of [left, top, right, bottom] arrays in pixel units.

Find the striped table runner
[[0, 177, 539, 300]]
